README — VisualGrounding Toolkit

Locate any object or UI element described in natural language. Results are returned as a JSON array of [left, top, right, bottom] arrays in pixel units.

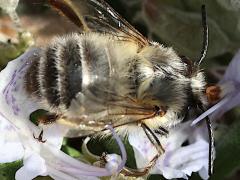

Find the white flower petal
[[41, 123, 68, 149], [0, 141, 23, 163], [162, 122, 190, 151], [128, 129, 157, 168], [198, 166, 209, 180], [15, 153, 47, 180]]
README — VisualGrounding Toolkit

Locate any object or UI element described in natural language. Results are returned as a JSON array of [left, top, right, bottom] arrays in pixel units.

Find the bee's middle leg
[[121, 123, 168, 177]]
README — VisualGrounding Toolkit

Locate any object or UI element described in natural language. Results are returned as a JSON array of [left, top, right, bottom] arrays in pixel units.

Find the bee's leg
[[121, 154, 159, 177], [121, 123, 165, 177], [33, 129, 47, 143], [141, 123, 165, 154], [31, 111, 59, 143], [154, 126, 169, 137], [36, 112, 59, 125]]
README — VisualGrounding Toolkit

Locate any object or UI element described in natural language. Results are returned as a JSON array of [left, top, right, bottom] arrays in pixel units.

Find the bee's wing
[[48, 0, 149, 47], [57, 118, 104, 137], [58, 96, 156, 138]]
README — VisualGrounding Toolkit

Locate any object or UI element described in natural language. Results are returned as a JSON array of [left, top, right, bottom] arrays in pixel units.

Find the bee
[[24, 0, 213, 177]]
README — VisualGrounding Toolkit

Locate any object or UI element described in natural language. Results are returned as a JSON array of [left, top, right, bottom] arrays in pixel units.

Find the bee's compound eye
[[179, 55, 193, 76], [154, 106, 167, 117]]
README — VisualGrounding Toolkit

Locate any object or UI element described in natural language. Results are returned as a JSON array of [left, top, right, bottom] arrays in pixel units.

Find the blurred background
[[0, 0, 240, 179]]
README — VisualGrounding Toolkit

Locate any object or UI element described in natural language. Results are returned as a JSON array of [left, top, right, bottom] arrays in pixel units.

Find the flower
[[0, 49, 127, 180], [192, 49, 240, 125], [129, 122, 209, 179]]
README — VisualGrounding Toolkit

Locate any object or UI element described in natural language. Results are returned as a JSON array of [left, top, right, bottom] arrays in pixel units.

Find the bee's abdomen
[[25, 35, 83, 109]]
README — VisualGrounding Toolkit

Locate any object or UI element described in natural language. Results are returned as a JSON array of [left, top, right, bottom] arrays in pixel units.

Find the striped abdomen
[[24, 33, 126, 113], [25, 34, 87, 110]]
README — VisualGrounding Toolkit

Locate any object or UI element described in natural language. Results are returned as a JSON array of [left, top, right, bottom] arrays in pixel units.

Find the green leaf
[[140, 0, 239, 60], [33, 176, 53, 180], [148, 174, 165, 180], [61, 144, 89, 163], [0, 160, 23, 180], [61, 145, 81, 158]]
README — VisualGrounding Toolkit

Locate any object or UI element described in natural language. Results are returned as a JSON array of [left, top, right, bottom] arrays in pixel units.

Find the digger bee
[[24, 0, 213, 176]]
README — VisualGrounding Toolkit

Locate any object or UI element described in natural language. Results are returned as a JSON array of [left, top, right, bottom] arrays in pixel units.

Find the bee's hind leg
[[30, 110, 59, 125], [121, 123, 167, 177], [33, 129, 47, 143], [31, 110, 59, 143]]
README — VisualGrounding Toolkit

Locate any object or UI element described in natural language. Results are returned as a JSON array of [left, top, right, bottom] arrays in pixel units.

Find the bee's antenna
[[196, 5, 209, 66]]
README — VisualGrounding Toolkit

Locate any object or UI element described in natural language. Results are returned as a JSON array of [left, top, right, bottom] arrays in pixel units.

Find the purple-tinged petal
[[0, 48, 44, 131], [198, 167, 209, 180], [105, 154, 122, 173], [106, 125, 127, 173], [154, 139, 209, 179], [192, 49, 240, 125], [211, 90, 240, 119], [0, 113, 24, 163], [48, 166, 99, 180], [164, 140, 208, 168], [129, 123, 191, 169], [191, 95, 231, 125], [220, 49, 240, 83], [152, 163, 187, 179], [38, 125, 126, 177], [162, 122, 191, 151]]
